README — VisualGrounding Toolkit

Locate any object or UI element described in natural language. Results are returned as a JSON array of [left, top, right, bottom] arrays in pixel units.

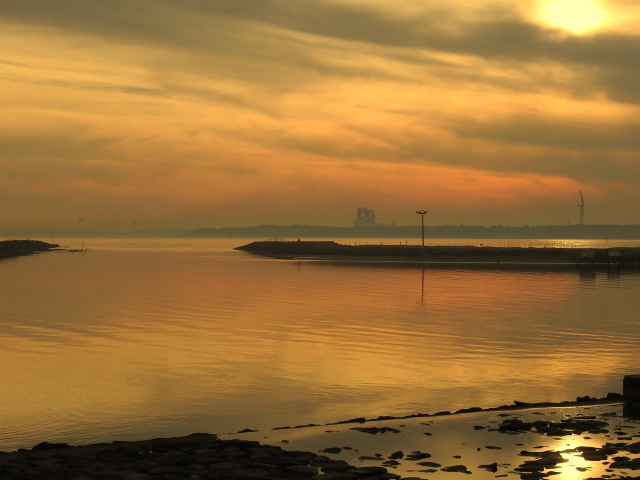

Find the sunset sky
[[2, 0, 640, 231]]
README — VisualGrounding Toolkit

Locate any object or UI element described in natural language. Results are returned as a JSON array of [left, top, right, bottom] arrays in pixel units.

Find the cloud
[[0, 0, 639, 228]]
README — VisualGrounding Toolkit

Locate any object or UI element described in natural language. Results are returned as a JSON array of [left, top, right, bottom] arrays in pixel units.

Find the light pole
[[416, 210, 427, 247]]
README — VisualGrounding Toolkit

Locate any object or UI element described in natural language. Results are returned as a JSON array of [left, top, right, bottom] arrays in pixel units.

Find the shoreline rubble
[[3, 395, 638, 480]]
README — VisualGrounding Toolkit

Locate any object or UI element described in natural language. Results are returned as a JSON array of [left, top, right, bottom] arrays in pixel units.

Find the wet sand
[[4, 398, 640, 480]]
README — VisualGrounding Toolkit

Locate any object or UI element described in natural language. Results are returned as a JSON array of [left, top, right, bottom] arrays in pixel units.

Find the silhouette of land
[[236, 240, 640, 267], [192, 223, 640, 239], [0, 240, 60, 259]]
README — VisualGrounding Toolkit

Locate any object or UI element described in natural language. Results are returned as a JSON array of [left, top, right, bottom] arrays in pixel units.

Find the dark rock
[[406, 452, 432, 461], [321, 460, 353, 472], [479, 462, 498, 472], [499, 419, 534, 432], [388, 451, 403, 459], [31, 442, 71, 451], [350, 427, 400, 434], [454, 407, 483, 414], [321, 447, 343, 454], [347, 466, 388, 476], [441, 464, 471, 474]]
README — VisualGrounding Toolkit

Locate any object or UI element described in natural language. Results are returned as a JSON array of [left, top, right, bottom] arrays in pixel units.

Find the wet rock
[[320, 459, 353, 472], [479, 462, 498, 472], [347, 466, 389, 476], [441, 464, 471, 474], [610, 456, 640, 470], [31, 442, 72, 451], [579, 447, 609, 461], [455, 407, 483, 414], [351, 427, 400, 434], [0, 434, 334, 480], [321, 447, 343, 454], [499, 419, 535, 432], [405, 452, 432, 461]]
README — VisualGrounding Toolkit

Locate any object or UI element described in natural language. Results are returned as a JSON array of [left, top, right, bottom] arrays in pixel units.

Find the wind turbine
[[578, 190, 585, 225]]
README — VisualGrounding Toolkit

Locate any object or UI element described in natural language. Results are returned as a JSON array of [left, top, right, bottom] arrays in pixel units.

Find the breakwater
[[236, 241, 640, 267]]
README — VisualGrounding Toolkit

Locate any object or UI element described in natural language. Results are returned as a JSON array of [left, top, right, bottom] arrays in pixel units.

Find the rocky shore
[[0, 239, 60, 259], [4, 395, 640, 480], [235, 241, 640, 267]]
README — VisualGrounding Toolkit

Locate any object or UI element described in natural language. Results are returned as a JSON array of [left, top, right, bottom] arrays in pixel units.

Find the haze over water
[[1, 237, 639, 451]]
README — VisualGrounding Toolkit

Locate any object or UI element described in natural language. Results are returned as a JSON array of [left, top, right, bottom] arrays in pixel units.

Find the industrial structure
[[354, 207, 377, 228]]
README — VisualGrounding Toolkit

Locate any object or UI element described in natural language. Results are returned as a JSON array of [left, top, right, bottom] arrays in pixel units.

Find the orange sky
[[1, 0, 640, 231]]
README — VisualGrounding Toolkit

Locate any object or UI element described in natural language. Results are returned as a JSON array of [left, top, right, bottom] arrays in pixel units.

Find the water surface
[[1, 237, 638, 450]]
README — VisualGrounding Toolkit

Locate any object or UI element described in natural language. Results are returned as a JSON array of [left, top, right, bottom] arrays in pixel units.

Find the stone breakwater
[[0, 433, 399, 480], [235, 241, 640, 267]]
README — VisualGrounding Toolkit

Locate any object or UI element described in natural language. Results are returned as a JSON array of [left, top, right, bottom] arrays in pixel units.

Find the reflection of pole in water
[[420, 265, 425, 305]]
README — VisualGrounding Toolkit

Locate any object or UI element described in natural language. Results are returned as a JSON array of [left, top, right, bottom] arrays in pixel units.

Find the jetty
[[235, 241, 640, 267]]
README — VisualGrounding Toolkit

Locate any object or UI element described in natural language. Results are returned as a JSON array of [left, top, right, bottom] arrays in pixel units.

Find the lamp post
[[416, 210, 427, 247]]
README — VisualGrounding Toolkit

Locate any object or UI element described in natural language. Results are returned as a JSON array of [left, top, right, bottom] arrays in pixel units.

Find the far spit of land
[[236, 240, 640, 267], [0, 239, 60, 259]]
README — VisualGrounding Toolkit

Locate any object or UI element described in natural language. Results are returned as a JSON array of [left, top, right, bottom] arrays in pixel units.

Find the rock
[[479, 462, 498, 472], [350, 427, 400, 434], [321, 447, 343, 454], [441, 464, 471, 474], [499, 419, 534, 432], [388, 451, 403, 459], [405, 452, 432, 461], [31, 442, 72, 450], [624, 374, 640, 401], [347, 466, 389, 476]]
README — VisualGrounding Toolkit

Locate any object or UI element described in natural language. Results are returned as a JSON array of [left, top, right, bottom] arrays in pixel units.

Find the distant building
[[354, 207, 377, 228]]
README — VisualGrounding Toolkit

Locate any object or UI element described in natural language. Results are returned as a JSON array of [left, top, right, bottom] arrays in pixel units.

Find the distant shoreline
[[235, 240, 640, 267], [0, 239, 60, 259]]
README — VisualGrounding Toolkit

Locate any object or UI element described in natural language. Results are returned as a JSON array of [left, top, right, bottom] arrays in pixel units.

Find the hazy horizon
[[2, 1, 640, 230]]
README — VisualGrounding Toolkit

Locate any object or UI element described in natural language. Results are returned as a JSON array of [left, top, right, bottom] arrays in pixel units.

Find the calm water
[[1, 237, 639, 451]]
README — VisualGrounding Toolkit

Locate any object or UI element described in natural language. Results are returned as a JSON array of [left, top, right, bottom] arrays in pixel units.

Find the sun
[[539, 0, 607, 34]]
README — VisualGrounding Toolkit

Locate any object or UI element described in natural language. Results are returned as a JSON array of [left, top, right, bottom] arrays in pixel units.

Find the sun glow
[[539, 0, 607, 34]]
